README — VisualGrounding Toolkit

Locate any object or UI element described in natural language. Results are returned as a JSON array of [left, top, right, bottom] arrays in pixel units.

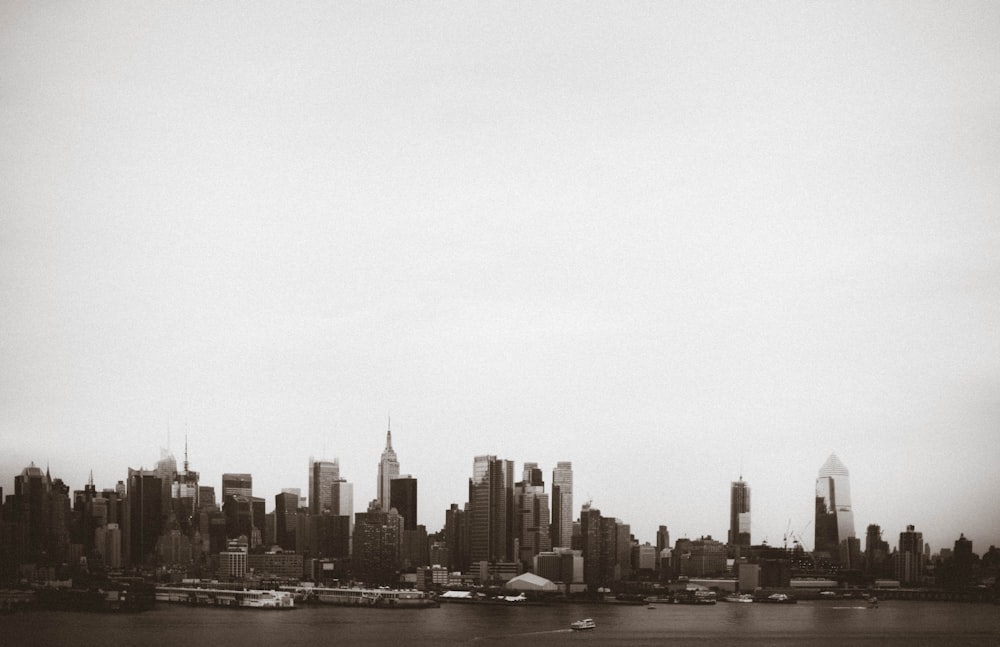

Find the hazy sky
[[2, 2, 998, 555]]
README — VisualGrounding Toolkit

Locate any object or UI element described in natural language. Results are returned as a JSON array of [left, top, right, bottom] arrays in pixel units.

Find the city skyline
[[2, 2, 999, 561], [1, 438, 994, 556]]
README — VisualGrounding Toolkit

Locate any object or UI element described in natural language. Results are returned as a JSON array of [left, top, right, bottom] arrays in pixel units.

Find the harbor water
[[2, 599, 998, 646]]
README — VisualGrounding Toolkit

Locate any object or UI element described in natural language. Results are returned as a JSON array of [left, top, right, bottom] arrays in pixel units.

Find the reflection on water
[[4, 600, 999, 646]]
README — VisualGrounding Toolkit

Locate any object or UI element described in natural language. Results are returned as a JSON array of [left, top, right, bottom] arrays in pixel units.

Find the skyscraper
[[729, 477, 750, 557], [309, 458, 339, 515], [221, 473, 252, 498], [896, 524, 924, 584], [551, 461, 573, 549], [389, 475, 417, 530], [468, 455, 513, 564], [377, 423, 400, 512], [814, 453, 856, 561]]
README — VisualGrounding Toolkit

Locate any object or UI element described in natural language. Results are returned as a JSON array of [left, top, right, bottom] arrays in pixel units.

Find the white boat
[[722, 593, 754, 603], [571, 618, 596, 631]]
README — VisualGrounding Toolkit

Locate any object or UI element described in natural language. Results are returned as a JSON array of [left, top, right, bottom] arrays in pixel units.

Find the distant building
[[354, 503, 403, 586], [675, 536, 727, 577], [221, 473, 252, 498], [814, 454, 856, 564], [468, 455, 513, 564], [550, 462, 573, 549], [729, 478, 751, 558], [248, 550, 303, 580], [389, 476, 418, 530], [377, 423, 400, 512], [309, 459, 339, 515], [896, 524, 924, 585], [126, 468, 163, 567]]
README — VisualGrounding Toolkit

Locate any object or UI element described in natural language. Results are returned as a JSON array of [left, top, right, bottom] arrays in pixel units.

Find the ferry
[[283, 586, 438, 609], [571, 618, 596, 631], [156, 586, 295, 609]]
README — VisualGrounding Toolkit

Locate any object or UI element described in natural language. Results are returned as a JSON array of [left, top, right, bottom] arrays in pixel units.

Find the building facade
[[814, 454, 856, 563]]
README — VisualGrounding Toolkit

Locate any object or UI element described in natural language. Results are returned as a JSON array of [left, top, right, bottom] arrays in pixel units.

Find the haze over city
[[2, 1, 999, 555]]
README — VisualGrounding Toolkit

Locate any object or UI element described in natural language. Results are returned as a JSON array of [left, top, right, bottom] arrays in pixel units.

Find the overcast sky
[[2, 2, 998, 555]]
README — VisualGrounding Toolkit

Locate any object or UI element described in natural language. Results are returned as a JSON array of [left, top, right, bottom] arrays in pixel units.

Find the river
[[2, 600, 998, 646]]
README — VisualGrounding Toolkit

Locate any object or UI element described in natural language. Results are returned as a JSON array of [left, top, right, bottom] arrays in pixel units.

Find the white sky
[[2, 1, 998, 555]]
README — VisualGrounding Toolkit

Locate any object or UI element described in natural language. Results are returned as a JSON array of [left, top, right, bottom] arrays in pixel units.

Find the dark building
[[864, 523, 891, 577], [354, 504, 402, 586], [275, 491, 300, 550], [222, 495, 253, 541], [468, 455, 513, 565], [221, 473, 252, 498], [444, 503, 468, 573], [389, 476, 418, 530], [126, 468, 163, 567]]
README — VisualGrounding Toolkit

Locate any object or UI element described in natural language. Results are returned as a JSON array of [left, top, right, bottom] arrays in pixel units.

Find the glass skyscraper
[[729, 477, 750, 556], [814, 453, 855, 559]]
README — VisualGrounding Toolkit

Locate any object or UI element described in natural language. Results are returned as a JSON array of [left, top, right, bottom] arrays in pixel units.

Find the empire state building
[[377, 422, 399, 511]]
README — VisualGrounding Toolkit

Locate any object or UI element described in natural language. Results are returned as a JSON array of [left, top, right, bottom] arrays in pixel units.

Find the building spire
[[184, 435, 189, 473], [88, 469, 94, 486]]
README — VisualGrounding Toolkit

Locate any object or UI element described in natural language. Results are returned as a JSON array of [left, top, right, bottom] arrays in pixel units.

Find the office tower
[[14, 463, 49, 561], [514, 463, 551, 569], [154, 448, 177, 510], [199, 486, 216, 510], [389, 476, 417, 530], [468, 455, 513, 564], [125, 468, 163, 567], [377, 424, 400, 512], [729, 477, 751, 557], [551, 461, 573, 549], [896, 524, 924, 584], [172, 439, 199, 532], [222, 495, 253, 541], [444, 503, 468, 573], [221, 473, 252, 498], [354, 501, 403, 585], [814, 453, 855, 561], [309, 458, 339, 515], [580, 503, 603, 589], [864, 524, 890, 576], [275, 490, 300, 550]]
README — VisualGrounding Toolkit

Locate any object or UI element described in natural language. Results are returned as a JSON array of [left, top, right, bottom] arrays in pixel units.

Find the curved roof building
[[814, 453, 855, 559]]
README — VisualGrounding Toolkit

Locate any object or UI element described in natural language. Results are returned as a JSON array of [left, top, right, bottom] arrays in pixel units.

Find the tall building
[[389, 476, 417, 530], [551, 462, 573, 549], [309, 458, 340, 515], [896, 524, 924, 585], [125, 468, 163, 567], [514, 463, 551, 569], [275, 490, 300, 550], [377, 424, 400, 511], [814, 454, 855, 561], [354, 501, 403, 586], [468, 455, 513, 564], [729, 477, 751, 557], [221, 473, 252, 498]]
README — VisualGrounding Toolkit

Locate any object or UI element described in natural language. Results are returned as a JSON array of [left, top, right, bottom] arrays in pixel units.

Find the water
[[2, 600, 998, 646]]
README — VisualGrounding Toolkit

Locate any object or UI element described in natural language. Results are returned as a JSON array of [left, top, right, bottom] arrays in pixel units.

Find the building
[[308, 458, 339, 515], [354, 503, 403, 586], [864, 524, 891, 577], [221, 473, 252, 498], [274, 490, 300, 550], [814, 454, 856, 564], [550, 462, 573, 549], [377, 423, 400, 512], [729, 477, 751, 558], [248, 550, 304, 580], [468, 455, 513, 565], [444, 503, 468, 573], [896, 524, 924, 585], [514, 463, 551, 569], [219, 542, 248, 579], [389, 476, 418, 530], [125, 468, 163, 567], [675, 536, 728, 577]]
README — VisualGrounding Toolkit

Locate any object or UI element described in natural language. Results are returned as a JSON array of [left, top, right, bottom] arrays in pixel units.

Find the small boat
[[571, 618, 596, 631], [722, 593, 754, 603], [647, 603, 656, 609], [867, 596, 879, 608]]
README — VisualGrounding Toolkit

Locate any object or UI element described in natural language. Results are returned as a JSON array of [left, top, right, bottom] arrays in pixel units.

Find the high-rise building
[[309, 458, 339, 515], [551, 462, 573, 549], [468, 455, 513, 564], [444, 503, 468, 573], [377, 424, 400, 512], [389, 476, 417, 530], [729, 477, 751, 557], [275, 490, 300, 550], [514, 463, 551, 569], [125, 468, 163, 567], [354, 501, 403, 586], [896, 524, 924, 584], [814, 454, 855, 561], [221, 473, 252, 498]]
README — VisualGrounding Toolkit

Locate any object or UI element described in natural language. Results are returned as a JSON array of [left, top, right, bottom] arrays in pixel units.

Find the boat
[[571, 618, 596, 631], [759, 592, 797, 604], [156, 586, 295, 609], [867, 595, 879, 608], [722, 593, 754, 603]]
